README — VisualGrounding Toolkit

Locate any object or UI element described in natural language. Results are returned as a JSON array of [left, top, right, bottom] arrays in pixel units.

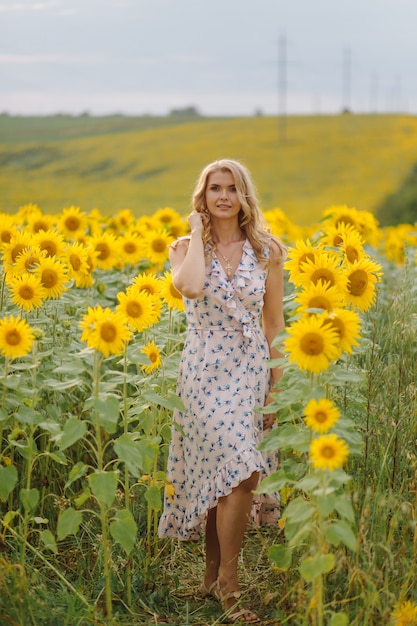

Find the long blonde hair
[[192, 159, 286, 264]]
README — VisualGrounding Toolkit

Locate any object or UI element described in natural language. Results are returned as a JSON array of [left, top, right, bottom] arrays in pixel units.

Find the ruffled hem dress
[[158, 239, 280, 541]]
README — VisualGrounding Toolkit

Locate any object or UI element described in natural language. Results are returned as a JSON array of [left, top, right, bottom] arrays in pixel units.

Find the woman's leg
[[203, 507, 220, 588], [215, 472, 259, 610]]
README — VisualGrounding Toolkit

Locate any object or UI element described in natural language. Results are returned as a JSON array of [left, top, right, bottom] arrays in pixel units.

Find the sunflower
[[141, 340, 162, 374], [310, 433, 350, 471], [391, 600, 417, 626], [8, 273, 47, 312], [295, 280, 345, 315], [0, 315, 34, 359], [116, 288, 157, 332], [74, 246, 98, 288], [13, 245, 47, 275], [283, 314, 340, 373], [107, 208, 135, 234], [33, 256, 68, 299], [79, 306, 132, 357], [323, 308, 361, 355], [1, 230, 33, 268], [141, 228, 173, 266], [33, 229, 66, 258], [321, 205, 379, 246], [320, 221, 357, 249], [168, 217, 188, 239], [25, 212, 56, 234], [338, 231, 366, 266], [153, 207, 182, 229], [159, 271, 185, 312], [131, 272, 161, 298], [0, 213, 19, 247], [304, 398, 340, 434], [64, 241, 90, 278], [88, 232, 120, 270], [58, 206, 88, 239], [298, 250, 348, 292], [285, 239, 318, 286], [118, 232, 145, 267], [343, 257, 383, 312]]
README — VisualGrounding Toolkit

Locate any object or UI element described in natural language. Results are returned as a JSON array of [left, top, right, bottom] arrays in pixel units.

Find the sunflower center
[[315, 411, 327, 423], [96, 243, 110, 260], [40, 241, 57, 257], [348, 269, 368, 296], [11, 244, 27, 262], [321, 445, 335, 458], [126, 301, 143, 317], [325, 318, 343, 337], [19, 285, 35, 300], [149, 351, 158, 363], [333, 234, 343, 246], [311, 269, 335, 286], [345, 245, 359, 263], [100, 322, 117, 342], [300, 332, 324, 355], [69, 254, 82, 271], [5, 330, 21, 346], [33, 220, 49, 233], [309, 296, 331, 311], [336, 216, 356, 228], [65, 217, 81, 231], [124, 242, 137, 254], [41, 269, 58, 288], [299, 252, 315, 270], [152, 238, 166, 253], [1, 230, 12, 243], [24, 255, 38, 271]]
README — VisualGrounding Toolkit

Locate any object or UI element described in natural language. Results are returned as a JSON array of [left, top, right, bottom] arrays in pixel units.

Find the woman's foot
[[197, 579, 218, 599], [214, 580, 259, 623]]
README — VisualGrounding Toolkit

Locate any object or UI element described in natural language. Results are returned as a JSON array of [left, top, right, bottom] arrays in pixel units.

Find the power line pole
[[278, 33, 287, 142]]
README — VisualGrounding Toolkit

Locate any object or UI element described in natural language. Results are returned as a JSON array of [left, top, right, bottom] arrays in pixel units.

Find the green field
[[1, 113, 417, 224]]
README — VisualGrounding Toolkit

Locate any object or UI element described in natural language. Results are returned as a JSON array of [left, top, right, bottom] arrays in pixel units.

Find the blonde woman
[[158, 159, 286, 623]]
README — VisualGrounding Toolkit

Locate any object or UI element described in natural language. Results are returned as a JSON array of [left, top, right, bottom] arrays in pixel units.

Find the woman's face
[[205, 170, 241, 222]]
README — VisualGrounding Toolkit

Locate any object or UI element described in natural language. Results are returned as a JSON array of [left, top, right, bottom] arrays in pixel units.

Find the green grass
[[1, 113, 417, 224]]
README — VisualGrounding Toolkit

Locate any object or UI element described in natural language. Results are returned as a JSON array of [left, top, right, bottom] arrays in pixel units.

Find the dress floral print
[[158, 239, 280, 540]]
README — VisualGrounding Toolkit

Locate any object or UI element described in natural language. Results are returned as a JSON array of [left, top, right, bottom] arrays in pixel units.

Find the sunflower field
[[0, 202, 416, 625]]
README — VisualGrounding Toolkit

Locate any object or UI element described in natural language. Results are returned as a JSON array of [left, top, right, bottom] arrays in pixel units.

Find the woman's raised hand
[[188, 210, 205, 235]]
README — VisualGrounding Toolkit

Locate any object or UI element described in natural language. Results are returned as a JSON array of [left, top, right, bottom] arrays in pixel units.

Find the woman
[[158, 159, 286, 623]]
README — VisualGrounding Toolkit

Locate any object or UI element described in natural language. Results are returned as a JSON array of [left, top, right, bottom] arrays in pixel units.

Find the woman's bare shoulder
[[169, 236, 191, 251]]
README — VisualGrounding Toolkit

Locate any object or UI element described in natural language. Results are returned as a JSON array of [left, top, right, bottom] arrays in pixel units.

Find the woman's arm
[[170, 211, 206, 299], [262, 240, 286, 428]]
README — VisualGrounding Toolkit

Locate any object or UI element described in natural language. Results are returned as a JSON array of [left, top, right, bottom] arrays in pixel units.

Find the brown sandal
[[214, 580, 260, 623]]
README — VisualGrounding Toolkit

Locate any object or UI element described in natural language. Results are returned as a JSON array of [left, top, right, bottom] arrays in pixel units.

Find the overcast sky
[[1, 0, 416, 117]]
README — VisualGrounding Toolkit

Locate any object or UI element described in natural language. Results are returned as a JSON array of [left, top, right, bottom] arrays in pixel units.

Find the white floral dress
[[158, 239, 280, 540]]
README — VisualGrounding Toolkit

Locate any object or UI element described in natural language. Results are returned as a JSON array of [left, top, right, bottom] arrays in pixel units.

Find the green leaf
[[0, 464, 18, 501], [89, 471, 118, 506], [142, 390, 185, 412], [296, 475, 322, 492], [329, 613, 349, 626], [334, 495, 356, 524], [324, 519, 357, 552], [284, 497, 315, 523], [58, 417, 87, 451], [92, 395, 120, 435], [40, 529, 58, 554], [65, 462, 88, 490], [316, 493, 337, 517], [57, 507, 83, 541], [114, 434, 159, 476], [268, 544, 293, 570], [109, 509, 137, 555], [255, 469, 289, 494], [299, 553, 335, 581], [20, 488, 39, 514], [47, 451, 67, 465], [15, 405, 42, 425], [144, 485, 162, 511]]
